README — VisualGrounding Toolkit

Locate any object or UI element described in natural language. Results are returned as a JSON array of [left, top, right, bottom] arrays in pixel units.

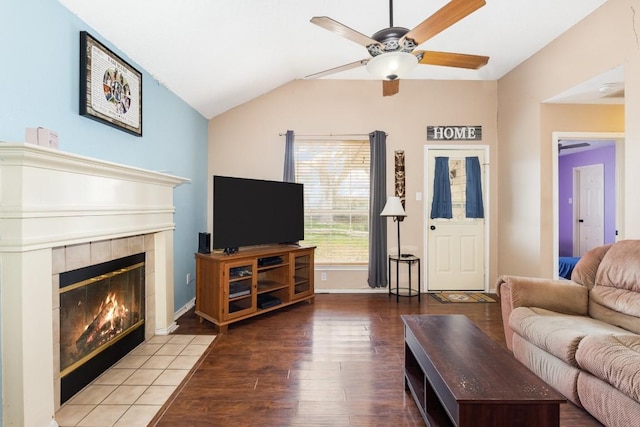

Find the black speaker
[[198, 232, 211, 254]]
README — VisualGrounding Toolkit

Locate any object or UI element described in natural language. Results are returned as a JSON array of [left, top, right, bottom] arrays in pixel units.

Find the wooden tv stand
[[195, 245, 315, 332]]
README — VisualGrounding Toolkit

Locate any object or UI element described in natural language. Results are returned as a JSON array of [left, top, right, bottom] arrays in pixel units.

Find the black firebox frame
[[59, 252, 146, 404]]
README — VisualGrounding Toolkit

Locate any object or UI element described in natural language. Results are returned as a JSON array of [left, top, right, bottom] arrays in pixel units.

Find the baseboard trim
[[174, 297, 196, 321], [314, 288, 390, 294], [155, 322, 179, 336]]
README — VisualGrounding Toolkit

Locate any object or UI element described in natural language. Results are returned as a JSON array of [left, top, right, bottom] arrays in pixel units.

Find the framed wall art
[[79, 31, 142, 136], [394, 149, 406, 205]]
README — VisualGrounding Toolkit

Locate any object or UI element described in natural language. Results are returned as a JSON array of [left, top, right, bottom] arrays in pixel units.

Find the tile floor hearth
[[55, 334, 216, 427]]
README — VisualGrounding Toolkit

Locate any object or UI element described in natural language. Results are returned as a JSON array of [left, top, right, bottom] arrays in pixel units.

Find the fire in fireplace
[[59, 253, 145, 403]]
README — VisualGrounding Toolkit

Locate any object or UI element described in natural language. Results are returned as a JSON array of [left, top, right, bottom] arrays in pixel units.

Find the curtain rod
[[278, 132, 387, 137]]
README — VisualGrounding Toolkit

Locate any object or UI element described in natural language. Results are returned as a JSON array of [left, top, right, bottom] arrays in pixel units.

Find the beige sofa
[[497, 240, 640, 427]]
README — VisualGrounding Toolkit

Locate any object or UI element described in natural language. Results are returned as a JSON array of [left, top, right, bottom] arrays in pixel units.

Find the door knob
[[578, 219, 584, 223], [430, 225, 436, 230]]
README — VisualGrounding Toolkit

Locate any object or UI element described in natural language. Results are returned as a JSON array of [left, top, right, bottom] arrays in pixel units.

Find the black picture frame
[[79, 31, 143, 137]]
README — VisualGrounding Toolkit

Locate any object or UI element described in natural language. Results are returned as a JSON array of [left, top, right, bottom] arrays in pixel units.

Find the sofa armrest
[[497, 275, 589, 350], [497, 275, 589, 314]]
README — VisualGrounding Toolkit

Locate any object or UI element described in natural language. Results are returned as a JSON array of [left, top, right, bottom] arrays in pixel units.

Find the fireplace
[[0, 143, 189, 426], [59, 253, 146, 403]]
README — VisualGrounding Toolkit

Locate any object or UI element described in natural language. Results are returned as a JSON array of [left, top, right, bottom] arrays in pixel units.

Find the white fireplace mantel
[[0, 142, 189, 426], [0, 142, 189, 251]]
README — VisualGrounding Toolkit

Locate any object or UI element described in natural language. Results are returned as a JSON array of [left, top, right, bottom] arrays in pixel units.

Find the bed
[[558, 256, 581, 280]]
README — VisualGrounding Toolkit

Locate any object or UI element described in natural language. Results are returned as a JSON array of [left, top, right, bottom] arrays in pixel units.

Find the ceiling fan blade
[[305, 59, 369, 79], [383, 80, 400, 97], [310, 16, 381, 48], [415, 50, 489, 69], [403, 0, 486, 45], [558, 142, 590, 150]]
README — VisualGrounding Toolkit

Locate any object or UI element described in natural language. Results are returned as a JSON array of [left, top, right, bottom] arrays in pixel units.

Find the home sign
[[427, 126, 482, 141]]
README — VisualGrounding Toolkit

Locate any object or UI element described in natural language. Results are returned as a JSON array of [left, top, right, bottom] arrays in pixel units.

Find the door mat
[[430, 292, 497, 303]]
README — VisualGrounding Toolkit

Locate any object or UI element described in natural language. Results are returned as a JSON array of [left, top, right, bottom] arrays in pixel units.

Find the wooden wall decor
[[394, 150, 405, 219]]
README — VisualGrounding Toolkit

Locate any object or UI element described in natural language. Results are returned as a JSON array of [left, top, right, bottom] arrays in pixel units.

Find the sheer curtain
[[430, 156, 453, 219], [283, 130, 295, 182], [465, 156, 484, 218], [368, 130, 387, 288]]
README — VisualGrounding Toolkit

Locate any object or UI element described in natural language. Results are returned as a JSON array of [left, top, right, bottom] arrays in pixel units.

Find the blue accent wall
[[0, 0, 209, 417]]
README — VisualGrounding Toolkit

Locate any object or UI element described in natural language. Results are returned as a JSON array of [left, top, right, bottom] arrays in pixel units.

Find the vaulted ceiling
[[59, 0, 610, 119]]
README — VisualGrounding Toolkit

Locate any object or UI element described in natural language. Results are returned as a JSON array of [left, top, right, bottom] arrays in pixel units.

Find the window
[[294, 140, 370, 264], [448, 158, 467, 220]]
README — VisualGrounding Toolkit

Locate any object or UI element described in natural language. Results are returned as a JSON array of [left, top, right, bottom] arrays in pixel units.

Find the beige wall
[[209, 0, 640, 290], [497, 0, 640, 278], [209, 79, 498, 290]]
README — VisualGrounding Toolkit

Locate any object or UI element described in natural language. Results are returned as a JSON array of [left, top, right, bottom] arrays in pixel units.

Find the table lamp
[[380, 196, 407, 259]]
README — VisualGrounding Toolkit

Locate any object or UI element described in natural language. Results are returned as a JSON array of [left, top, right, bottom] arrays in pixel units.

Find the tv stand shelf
[[195, 245, 315, 332], [257, 281, 287, 292]]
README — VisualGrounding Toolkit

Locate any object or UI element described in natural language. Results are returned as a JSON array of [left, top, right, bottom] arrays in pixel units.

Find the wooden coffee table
[[402, 315, 565, 426]]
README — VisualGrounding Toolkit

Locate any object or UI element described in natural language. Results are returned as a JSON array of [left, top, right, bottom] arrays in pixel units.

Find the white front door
[[574, 163, 604, 256], [425, 147, 488, 291]]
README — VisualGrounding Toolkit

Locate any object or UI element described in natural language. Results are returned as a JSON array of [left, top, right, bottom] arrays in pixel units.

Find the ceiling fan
[[307, 0, 490, 96], [558, 142, 590, 151]]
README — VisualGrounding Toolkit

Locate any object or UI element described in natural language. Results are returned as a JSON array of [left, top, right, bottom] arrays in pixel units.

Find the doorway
[[424, 145, 489, 291], [552, 132, 624, 278]]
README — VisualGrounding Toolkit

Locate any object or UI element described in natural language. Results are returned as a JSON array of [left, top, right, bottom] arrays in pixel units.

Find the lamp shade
[[366, 51, 418, 80], [380, 196, 406, 217]]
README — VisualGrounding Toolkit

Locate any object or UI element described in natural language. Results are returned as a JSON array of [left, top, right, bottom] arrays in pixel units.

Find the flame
[[83, 293, 129, 344]]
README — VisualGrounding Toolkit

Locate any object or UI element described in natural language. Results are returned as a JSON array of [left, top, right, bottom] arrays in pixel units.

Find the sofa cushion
[[571, 243, 612, 290], [595, 240, 640, 293], [589, 298, 640, 335], [578, 371, 640, 427], [575, 334, 640, 403], [589, 240, 640, 328], [509, 307, 629, 366], [512, 334, 581, 406], [589, 288, 640, 334], [591, 286, 640, 318]]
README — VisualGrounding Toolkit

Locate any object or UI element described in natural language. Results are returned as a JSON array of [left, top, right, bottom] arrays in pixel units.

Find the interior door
[[425, 148, 487, 291], [574, 164, 604, 256]]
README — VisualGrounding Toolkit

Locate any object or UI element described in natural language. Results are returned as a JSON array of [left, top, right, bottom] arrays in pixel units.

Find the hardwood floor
[[150, 293, 602, 426]]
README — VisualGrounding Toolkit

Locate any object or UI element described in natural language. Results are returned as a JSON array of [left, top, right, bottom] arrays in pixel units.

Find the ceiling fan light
[[366, 51, 418, 80], [598, 82, 618, 94]]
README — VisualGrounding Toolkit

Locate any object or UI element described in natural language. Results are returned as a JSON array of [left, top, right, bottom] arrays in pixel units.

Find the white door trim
[[551, 131, 624, 279], [423, 145, 490, 292]]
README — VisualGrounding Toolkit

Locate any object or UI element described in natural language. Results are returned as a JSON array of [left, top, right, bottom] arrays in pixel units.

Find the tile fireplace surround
[[0, 143, 189, 426]]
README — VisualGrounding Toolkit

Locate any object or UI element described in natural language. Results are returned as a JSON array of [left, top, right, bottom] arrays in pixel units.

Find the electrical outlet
[[186, 273, 190, 285], [321, 272, 327, 281]]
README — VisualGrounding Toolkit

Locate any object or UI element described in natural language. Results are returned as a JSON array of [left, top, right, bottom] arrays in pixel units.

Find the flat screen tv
[[213, 175, 304, 252]]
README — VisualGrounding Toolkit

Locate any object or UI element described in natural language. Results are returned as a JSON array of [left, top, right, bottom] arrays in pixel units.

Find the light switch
[[416, 192, 422, 201]]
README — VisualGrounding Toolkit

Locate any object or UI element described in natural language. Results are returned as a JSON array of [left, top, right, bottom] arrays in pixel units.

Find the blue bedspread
[[559, 257, 581, 279]]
